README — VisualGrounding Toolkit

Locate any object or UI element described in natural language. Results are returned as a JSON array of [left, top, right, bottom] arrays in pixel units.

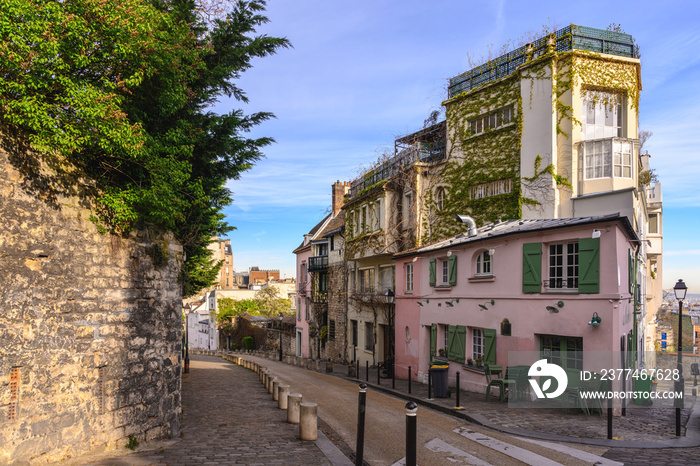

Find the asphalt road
[[248, 355, 616, 466]]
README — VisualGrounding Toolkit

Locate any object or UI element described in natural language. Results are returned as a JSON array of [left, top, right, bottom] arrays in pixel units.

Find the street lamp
[[674, 279, 688, 436], [278, 312, 284, 362]]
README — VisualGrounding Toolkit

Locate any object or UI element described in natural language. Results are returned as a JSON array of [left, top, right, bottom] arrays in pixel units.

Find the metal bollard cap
[[405, 401, 418, 415], [359, 383, 367, 392]]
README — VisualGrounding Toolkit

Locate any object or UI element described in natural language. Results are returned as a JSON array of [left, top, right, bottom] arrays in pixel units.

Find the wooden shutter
[[429, 258, 436, 286], [628, 249, 635, 294], [448, 255, 457, 286], [448, 325, 466, 363], [522, 243, 542, 293], [483, 328, 497, 366], [430, 323, 437, 359], [578, 237, 600, 294]]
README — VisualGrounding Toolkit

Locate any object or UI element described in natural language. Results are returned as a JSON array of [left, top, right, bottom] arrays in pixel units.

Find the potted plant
[[438, 348, 447, 357], [475, 357, 483, 368], [467, 357, 474, 366]]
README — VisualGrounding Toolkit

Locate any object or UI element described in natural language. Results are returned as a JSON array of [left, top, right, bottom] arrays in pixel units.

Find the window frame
[[472, 328, 484, 360], [405, 262, 414, 293], [475, 250, 492, 276], [365, 322, 374, 350], [359, 267, 375, 293], [548, 241, 579, 291]]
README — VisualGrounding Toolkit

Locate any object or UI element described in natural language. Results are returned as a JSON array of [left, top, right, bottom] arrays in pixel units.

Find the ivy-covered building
[[343, 122, 447, 368], [434, 25, 662, 371]]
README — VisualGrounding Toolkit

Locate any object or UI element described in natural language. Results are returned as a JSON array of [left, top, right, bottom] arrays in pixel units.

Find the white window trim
[[475, 250, 492, 277], [405, 263, 414, 293], [547, 241, 579, 291], [472, 328, 484, 360]]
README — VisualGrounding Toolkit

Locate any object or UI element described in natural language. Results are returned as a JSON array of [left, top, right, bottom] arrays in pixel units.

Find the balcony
[[448, 25, 635, 98], [308, 255, 328, 272], [349, 122, 446, 199]]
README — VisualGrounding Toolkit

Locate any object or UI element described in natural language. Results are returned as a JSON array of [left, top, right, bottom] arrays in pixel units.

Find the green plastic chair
[[485, 364, 515, 402]]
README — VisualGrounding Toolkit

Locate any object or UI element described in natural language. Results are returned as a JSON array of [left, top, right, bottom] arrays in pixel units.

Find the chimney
[[332, 180, 350, 217]]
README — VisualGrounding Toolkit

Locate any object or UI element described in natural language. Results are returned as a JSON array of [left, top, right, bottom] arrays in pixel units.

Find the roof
[[395, 213, 638, 259], [293, 213, 332, 253], [320, 211, 345, 238]]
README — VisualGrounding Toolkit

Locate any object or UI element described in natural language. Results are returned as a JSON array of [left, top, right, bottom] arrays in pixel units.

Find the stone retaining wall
[[0, 148, 183, 463]]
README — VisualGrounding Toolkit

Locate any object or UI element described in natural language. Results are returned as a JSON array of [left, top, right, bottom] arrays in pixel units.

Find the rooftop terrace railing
[[348, 144, 446, 199], [448, 25, 635, 98]]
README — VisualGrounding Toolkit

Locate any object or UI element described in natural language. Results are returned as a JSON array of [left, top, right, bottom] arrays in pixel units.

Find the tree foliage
[[0, 0, 289, 296], [254, 287, 291, 317]]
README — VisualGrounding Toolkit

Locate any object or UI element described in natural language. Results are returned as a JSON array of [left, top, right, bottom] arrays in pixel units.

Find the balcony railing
[[348, 144, 446, 199], [308, 255, 328, 272], [448, 25, 635, 98]]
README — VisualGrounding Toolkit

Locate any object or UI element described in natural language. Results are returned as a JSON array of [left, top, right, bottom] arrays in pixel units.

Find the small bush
[[242, 336, 254, 350], [126, 435, 139, 451]]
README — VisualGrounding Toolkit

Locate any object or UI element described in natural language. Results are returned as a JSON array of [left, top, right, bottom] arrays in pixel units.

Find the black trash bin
[[430, 364, 449, 398]]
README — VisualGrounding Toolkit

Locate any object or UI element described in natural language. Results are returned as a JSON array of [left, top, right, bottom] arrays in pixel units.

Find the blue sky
[[213, 0, 700, 292]]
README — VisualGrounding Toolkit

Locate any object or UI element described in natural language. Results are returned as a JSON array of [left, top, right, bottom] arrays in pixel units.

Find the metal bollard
[[356, 383, 367, 466], [392, 359, 395, 389], [377, 361, 380, 385], [405, 402, 418, 466], [455, 371, 462, 409], [356, 360, 359, 379], [287, 393, 302, 424], [299, 403, 318, 441], [278, 384, 290, 410], [408, 366, 412, 394], [366, 360, 369, 382], [607, 378, 613, 440]]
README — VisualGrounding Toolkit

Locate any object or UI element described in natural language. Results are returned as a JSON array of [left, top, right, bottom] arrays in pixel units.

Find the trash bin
[[634, 374, 653, 406], [430, 364, 449, 398]]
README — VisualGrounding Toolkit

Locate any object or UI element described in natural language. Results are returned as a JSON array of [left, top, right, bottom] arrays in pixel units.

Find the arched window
[[436, 187, 445, 211], [475, 250, 492, 276]]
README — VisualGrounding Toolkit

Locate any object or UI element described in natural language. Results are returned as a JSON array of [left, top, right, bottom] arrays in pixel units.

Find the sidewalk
[[239, 350, 700, 449]]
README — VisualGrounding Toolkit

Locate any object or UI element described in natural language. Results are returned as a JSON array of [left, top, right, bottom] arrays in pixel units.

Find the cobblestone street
[[71, 355, 334, 465]]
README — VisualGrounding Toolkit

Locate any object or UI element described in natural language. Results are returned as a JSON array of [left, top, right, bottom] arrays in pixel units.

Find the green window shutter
[[447, 325, 466, 363], [430, 323, 437, 359], [522, 243, 542, 293], [483, 328, 497, 366], [628, 249, 635, 294], [448, 255, 457, 286], [429, 258, 436, 286], [578, 237, 600, 294]]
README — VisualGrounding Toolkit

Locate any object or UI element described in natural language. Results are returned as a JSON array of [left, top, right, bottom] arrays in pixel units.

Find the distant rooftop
[[448, 25, 635, 98]]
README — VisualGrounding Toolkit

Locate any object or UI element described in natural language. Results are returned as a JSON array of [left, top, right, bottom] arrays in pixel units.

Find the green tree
[[216, 297, 262, 321], [0, 0, 289, 296], [254, 287, 291, 317]]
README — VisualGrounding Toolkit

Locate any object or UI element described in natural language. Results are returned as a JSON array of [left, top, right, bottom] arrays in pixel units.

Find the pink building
[[394, 214, 639, 394]]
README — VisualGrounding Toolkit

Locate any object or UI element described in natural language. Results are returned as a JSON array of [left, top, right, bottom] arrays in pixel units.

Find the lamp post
[[674, 279, 688, 436], [279, 312, 284, 361]]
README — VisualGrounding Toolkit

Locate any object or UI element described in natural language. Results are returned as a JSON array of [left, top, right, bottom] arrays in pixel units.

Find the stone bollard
[[272, 380, 280, 401], [299, 403, 318, 441], [326, 361, 333, 373], [315, 360, 320, 372], [278, 385, 290, 410], [268, 377, 277, 395], [287, 393, 302, 424]]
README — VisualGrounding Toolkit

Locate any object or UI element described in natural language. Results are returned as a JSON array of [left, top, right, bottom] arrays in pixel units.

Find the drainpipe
[[455, 215, 477, 237]]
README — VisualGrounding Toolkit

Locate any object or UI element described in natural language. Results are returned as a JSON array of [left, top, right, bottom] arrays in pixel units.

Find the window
[[476, 250, 492, 276], [361, 205, 367, 233], [436, 187, 445, 211], [405, 263, 413, 293], [365, 322, 374, 350], [351, 320, 358, 347], [379, 265, 394, 292], [472, 328, 484, 360], [649, 213, 659, 234], [443, 324, 450, 352], [359, 268, 375, 293], [582, 139, 633, 180], [548, 242, 579, 290], [300, 263, 306, 285], [541, 335, 583, 371], [469, 179, 513, 200], [330, 235, 335, 251], [317, 243, 328, 256], [296, 298, 301, 320], [404, 193, 412, 222], [468, 105, 515, 136], [429, 256, 457, 287], [582, 91, 622, 140], [317, 272, 328, 293]]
